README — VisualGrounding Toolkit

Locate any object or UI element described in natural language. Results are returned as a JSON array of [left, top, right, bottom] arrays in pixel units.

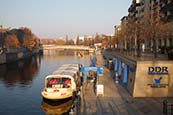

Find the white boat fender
[[69, 109, 74, 115], [77, 90, 81, 96]]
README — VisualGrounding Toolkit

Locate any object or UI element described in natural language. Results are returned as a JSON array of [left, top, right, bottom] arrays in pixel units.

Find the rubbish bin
[[107, 59, 113, 70]]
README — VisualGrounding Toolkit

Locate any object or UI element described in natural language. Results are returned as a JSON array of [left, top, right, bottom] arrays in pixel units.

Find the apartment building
[[120, 0, 173, 53], [160, 0, 173, 22]]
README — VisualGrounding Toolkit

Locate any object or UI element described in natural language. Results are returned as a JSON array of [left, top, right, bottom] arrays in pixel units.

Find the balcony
[[160, 0, 173, 10], [160, 15, 168, 22], [159, 0, 167, 4], [136, 2, 144, 7], [153, 1, 159, 7], [128, 14, 137, 21], [160, 6, 167, 13], [160, 2, 173, 15], [160, 1, 166, 7], [128, 4, 136, 13], [167, 1, 173, 11], [167, 13, 173, 22], [160, 11, 173, 22]]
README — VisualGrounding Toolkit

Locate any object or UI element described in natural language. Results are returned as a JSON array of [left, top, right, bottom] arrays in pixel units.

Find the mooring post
[[163, 100, 168, 115]]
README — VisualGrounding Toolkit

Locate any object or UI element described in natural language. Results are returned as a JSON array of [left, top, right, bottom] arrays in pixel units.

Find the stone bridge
[[43, 45, 95, 52]]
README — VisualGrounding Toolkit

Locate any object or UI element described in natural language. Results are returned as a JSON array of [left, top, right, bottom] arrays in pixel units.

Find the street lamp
[[0, 25, 3, 53], [114, 25, 120, 50]]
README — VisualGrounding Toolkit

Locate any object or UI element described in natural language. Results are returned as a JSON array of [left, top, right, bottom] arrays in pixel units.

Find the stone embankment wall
[[103, 50, 173, 97], [134, 61, 173, 97], [0, 54, 6, 64], [0, 48, 43, 64]]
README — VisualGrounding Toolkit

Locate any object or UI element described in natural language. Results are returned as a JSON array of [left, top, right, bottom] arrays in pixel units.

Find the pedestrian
[[93, 75, 97, 94]]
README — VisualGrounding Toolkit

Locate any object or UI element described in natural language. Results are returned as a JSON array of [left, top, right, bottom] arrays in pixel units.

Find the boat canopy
[[52, 70, 77, 77], [42, 64, 82, 100], [45, 64, 81, 90], [45, 74, 75, 81], [45, 74, 77, 90]]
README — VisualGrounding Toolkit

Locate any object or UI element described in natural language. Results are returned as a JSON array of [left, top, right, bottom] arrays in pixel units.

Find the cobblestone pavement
[[80, 51, 173, 115]]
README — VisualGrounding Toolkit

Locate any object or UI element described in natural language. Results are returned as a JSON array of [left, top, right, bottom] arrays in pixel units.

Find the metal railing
[[163, 100, 173, 115]]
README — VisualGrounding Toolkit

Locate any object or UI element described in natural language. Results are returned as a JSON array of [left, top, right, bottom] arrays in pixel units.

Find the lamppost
[[114, 25, 117, 49], [0, 25, 2, 46], [136, 0, 142, 57], [114, 25, 120, 51], [136, 20, 141, 57], [0, 25, 3, 53]]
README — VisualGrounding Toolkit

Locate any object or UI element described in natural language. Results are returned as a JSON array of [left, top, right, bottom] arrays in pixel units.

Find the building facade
[[118, 0, 173, 54]]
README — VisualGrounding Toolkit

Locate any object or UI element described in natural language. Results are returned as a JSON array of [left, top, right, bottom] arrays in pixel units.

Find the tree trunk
[[153, 38, 158, 58], [137, 38, 141, 57]]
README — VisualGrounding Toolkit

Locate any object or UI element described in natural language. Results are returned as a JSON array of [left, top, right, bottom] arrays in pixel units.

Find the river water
[[0, 51, 91, 115]]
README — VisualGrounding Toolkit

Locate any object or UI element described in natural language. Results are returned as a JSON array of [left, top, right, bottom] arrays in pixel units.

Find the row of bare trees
[[76, 34, 102, 46], [113, 13, 173, 58]]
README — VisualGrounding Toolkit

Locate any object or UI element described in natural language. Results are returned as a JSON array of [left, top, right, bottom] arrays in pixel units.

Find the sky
[[0, 0, 131, 39]]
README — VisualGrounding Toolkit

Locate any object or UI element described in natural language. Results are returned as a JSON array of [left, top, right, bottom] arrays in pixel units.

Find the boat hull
[[41, 97, 73, 115], [41, 91, 73, 100]]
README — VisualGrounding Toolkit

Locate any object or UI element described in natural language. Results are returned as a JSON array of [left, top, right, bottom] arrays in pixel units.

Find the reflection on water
[[0, 54, 43, 87], [0, 51, 91, 115], [41, 98, 73, 115], [44, 50, 89, 57]]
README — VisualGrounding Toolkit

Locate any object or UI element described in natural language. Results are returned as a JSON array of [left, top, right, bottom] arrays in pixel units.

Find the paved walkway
[[104, 50, 168, 61], [80, 51, 172, 115]]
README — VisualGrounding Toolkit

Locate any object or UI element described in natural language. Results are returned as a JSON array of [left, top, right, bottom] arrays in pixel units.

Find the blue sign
[[81, 66, 103, 76], [148, 76, 168, 88], [154, 76, 162, 84], [148, 72, 168, 75], [97, 67, 103, 75]]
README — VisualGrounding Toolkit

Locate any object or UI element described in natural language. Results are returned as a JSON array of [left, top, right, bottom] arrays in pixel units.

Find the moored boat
[[41, 97, 73, 115], [41, 64, 83, 100]]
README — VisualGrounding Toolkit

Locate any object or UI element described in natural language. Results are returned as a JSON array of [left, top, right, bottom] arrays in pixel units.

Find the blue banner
[[81, 66, 103, 76]]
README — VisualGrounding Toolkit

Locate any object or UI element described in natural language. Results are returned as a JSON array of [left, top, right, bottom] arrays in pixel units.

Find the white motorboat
[[41, 64, 82, 100]]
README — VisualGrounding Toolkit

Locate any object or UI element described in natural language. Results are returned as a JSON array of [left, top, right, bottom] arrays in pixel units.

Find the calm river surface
[[0, 51, 91, 115]]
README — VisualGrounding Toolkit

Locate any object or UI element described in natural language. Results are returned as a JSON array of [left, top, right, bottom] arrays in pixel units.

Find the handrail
[[163, 100, 173, 115]]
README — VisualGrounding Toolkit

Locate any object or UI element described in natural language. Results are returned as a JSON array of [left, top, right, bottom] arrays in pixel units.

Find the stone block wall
[[133, 61, 173, 97]]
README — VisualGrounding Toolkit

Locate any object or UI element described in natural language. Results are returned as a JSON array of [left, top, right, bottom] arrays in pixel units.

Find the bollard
[[171, 104, 173, 115], [163, 100, 168, 115], [108, 60, 113, 70], [115, 71, 119, 83]]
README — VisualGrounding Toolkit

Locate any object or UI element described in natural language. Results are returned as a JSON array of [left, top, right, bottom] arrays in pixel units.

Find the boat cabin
[[41, 64, 82, 100]]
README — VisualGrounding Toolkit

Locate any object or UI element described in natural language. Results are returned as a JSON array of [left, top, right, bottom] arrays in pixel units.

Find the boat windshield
[[46, 78, 71, 88]]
